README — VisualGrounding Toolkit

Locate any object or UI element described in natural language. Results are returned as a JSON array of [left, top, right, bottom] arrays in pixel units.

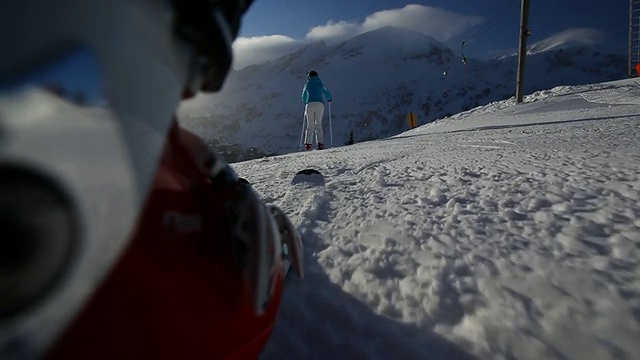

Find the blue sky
[[234, 1, 626, 68]]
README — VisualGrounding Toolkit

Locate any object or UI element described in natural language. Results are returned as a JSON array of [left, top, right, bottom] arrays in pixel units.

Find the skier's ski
[[291, 169, 325, 186], [241, 169, 325, 280], [269, 205, 304, 279], [281, 169, 325, 277]]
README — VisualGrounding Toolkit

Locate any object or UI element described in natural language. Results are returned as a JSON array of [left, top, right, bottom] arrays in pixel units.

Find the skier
[[301, 70, 332, 151], [0, 0, 301, 359]]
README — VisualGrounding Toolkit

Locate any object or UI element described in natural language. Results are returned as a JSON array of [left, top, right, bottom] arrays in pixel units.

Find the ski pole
[[299, 108, 306, 150], [329, 102, 334, 147]]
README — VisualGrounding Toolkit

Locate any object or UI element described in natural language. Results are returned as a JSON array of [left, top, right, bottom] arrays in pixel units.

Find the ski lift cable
[[460, 0, 518, 82], [463, 0, 519, 44], [464, 0, 518, 43], [469, 5, 519, 43]]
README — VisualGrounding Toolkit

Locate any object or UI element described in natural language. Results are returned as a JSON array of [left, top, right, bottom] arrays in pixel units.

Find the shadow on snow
[[261, 190, 477, 360]]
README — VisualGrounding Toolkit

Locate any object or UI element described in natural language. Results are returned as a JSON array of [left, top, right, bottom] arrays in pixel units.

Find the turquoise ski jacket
[[301, 77, 332, 104]]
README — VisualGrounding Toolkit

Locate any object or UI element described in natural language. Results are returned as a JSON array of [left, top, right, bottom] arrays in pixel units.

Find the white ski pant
[[304, 102, 325, 144]]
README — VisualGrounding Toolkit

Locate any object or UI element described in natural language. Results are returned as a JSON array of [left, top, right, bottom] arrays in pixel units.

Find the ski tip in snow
[[237, 177, 251, 186], [291, 169, 325, 186]]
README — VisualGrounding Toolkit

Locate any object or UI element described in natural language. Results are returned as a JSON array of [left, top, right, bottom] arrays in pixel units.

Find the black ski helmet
[[172, 0, 256, 92], [308, 70, 318, 78]]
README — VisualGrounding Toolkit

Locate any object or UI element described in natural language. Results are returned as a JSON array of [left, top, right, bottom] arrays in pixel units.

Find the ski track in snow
[[232, 79, 640, 360]]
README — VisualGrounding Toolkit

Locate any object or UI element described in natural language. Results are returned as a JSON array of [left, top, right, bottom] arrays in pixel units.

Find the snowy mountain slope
[[232, 78, 640, 360], [178, 27, 626, 161], [526, 28, 608, 55]]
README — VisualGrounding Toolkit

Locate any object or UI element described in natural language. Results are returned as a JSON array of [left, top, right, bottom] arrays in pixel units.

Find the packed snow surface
[[232, 79, 640, 360]]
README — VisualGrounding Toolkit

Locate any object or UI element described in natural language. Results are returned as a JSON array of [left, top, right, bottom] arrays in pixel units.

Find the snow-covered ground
[[232, 79, 640, 360]]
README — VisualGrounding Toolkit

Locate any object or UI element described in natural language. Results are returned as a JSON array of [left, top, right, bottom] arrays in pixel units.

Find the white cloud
[[232, 35, 304, 69], [233, 5, 483, 68], [528, 28, 607, 54], [305, 20, 362, 43], [306, 4, 483, 44]]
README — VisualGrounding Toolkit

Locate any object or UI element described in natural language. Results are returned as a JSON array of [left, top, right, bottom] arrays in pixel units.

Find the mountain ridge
[[178, 26, 626, 162]]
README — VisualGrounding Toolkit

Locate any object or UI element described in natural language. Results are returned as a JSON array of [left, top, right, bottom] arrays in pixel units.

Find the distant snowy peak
[[252, 26, 452, 72], [232, 26, 455, 83], [343, 26, 453, 61], [345, 26, 443, 49], [527, 28, 608, 55]]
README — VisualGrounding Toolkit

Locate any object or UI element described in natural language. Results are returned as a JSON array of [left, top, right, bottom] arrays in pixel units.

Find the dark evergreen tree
[[346, 130, 355, 145]]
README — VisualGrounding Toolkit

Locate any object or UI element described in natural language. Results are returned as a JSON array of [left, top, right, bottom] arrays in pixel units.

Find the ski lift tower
[[629, 0, 640, 77]]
